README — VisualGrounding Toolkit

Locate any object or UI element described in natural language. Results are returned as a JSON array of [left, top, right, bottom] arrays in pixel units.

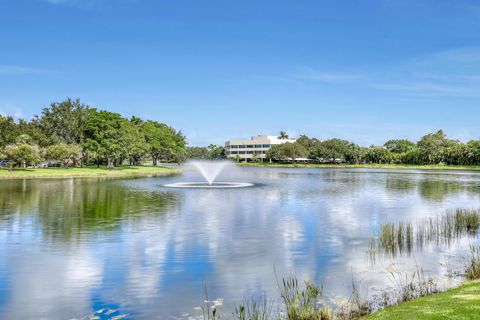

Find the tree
[[416, 130, 456, 164], [45, 144, 82, 167], [0, 115, 20, 148], [15, 134, 33, 144], [267, 142, 307, 163], [45, 144, 69, 166], [38, 98, 91, 144], [3, 143, 41, 168], [120, 120, 149, 166], [141, 121, 186, 165], [207, 144, 225, 159], [186, 146, 210, 159], [311, 139, 352, 163], [295, 134, 322, 152], [17, 118, 55, 147], [466, 140, 480, 165], [278, 131, 289, 140], [84, 109, 125, 168], [364, 147, 394, 164], [384, 139, 415, 154], [344, 143, 365, 164]]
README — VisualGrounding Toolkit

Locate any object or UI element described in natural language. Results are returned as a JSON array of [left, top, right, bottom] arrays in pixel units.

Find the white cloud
[[289, 46, 480, 99], [43, 0, 133, 9], [0, 103, 25, 121], [0, 65, 57, 75], [293, 68, 361, 83]]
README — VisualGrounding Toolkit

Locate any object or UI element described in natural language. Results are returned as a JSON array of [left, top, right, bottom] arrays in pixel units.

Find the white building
[[225, 135, 296, 161]]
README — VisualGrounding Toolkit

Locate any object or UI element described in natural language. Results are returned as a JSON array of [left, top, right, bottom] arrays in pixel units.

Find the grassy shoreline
[[0, 165, 180, 179], [240, 162, 480, 171], [363, 280, 480, 320]]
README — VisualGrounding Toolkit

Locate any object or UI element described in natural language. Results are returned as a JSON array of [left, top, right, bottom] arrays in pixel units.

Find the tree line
[[267, 130, 480, 166], [0, 98, 186, 169]]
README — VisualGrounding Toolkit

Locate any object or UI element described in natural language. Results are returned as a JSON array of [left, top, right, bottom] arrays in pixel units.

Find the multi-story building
[[225, 135, 296, 161]]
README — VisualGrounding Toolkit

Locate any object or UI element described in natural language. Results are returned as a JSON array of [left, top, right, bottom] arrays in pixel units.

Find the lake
[[1, 167, 480, 319]]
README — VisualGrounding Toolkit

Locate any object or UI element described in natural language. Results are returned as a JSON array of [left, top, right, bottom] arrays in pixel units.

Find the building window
[[239, 145, 246, 148], [247, 145, 254, 148], [262, 144, 270, 148], [254, 144, 262, 148], [231, 145, 239, 149], [239, 151, 246, 154], [231, 151, 238, 155]]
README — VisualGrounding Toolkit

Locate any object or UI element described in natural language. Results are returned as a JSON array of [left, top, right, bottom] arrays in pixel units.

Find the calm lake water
[[1, 167, 480, 319]]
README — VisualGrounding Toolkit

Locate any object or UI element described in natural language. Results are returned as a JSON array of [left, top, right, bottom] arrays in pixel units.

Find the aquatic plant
[[466, 245, 480, 280], [377, 208, 480, 255], [335, 279, 371, 320], [378, 222, 413, 255], [202, 287, 221, 320], [279, 276, 333, 320], [233, 296, 272, 320], [386, 266, 438, 304]]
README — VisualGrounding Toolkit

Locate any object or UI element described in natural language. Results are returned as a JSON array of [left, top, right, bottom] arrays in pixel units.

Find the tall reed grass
[[279, 276, 333, 320], [377, 208, 480, 255], [466, 245, 480, 280]]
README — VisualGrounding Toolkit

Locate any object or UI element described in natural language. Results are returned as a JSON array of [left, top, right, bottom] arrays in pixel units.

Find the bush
[[45, 144, 82, 167], [3, 143, 41, 168]]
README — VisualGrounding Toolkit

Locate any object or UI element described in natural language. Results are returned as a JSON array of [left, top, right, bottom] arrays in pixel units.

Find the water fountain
[[164, 160, 254, 188]]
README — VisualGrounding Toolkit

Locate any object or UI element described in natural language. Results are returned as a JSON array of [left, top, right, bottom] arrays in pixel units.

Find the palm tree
[[278, 131, 289, 140]]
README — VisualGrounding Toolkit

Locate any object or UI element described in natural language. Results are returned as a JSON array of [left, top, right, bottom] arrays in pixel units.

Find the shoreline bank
[[0, 166, 180, 179], [363, 280, 480, 319], [239, 162, 480, 172]]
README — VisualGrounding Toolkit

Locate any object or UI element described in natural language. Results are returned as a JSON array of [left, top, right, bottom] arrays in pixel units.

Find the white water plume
[[189, 160, 231, 185]]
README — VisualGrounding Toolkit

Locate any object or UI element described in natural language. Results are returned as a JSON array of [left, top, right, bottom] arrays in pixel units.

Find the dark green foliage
[[280, 131, 480, 166], [267, 142, 308, 162], [364, 147, 394, 164], [141, 120, 186, 164], [0, 98, 186, 168], [187, 145, 225, 160], [0, 115, 20, 147], [38, 98, 90, 144], [384, 139, 415, 154]]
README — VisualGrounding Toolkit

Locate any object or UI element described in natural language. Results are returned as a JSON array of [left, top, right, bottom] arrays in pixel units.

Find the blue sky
[[1, 0, 480, 146]]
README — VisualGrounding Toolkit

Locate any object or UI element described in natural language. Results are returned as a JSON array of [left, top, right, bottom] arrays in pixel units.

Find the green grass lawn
[[364, 280, 480, 320], [0, 165, 180, 179], [240, 162, 480, 171]]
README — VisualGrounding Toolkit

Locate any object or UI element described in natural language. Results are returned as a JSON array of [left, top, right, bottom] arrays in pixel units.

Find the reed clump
[[279, 276, 333, 320], [233, 296, 272, 320], [378, 222, 413, 255], [466, 245, 480, 280], [387, 267, 439, 304], [335, 280, 371, 320], [377, 208, 480, 255]]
